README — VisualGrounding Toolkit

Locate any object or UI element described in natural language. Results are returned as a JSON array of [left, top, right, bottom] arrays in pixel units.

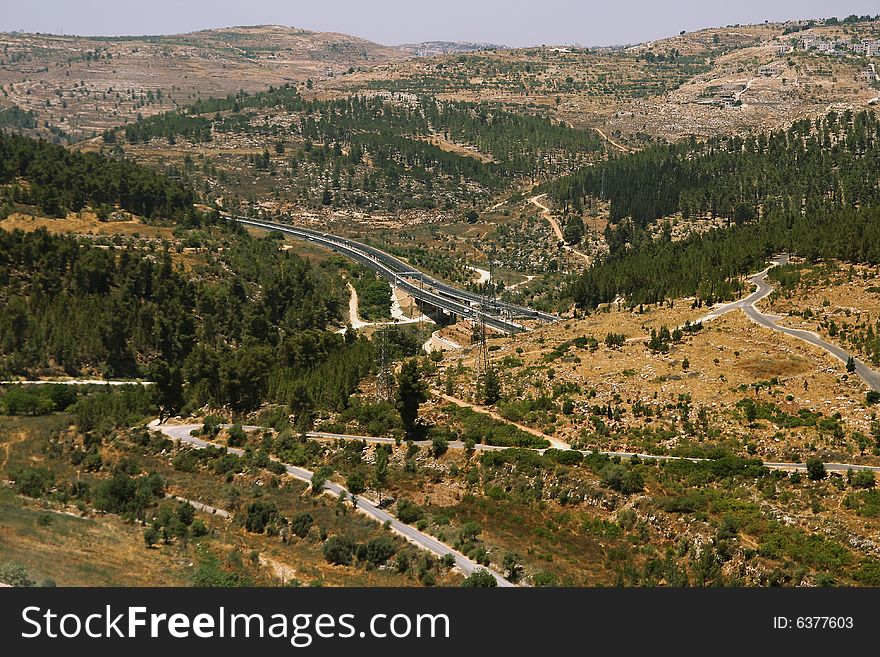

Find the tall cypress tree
[[396, 359, 428, 439]]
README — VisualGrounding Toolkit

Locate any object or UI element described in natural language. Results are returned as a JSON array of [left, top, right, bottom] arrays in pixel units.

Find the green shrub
[[290, 512, 314, 538], [462, 569, 497, 587], [0, 562, 35, 587], [545, 449, 583, 466], [323, 536, 356, 565], [242, 501, 280, 533], [806, 458, 827, 481], [227, 424, 246, 447], [0, 386, 56, 415], [395, 499, 425, 524], [361, 536, 397, 566], [600, 464, 644, 494], [12, 467, 54, 498]]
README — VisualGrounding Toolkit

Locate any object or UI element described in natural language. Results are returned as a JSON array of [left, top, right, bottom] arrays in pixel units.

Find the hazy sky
[[2, 0, 877, 46]]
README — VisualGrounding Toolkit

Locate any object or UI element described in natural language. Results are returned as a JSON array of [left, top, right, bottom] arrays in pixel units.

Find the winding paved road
[[165, 494, 231, 518], [140, 257, 880, 586], [148, 420, 514, 586], [230, 215, 557, 332], [146, 408, 879, 586], [697, 256, 880, 392]]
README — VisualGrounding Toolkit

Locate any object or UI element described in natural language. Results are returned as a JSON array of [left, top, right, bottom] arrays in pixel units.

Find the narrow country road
[[432, 389, 571, 450], [591, 126, 633, 153], [304, 430, 880, 473], [468, 266, 491, 285], [694, 256, 789, 323], [533, 195, 564, 241], [338, 281, 429, 334], [148, 420, 514, 587], [165, 494, 231, 518], [345, 282, 372, 330], [697, 256, 880, 392], [315, 431, 758, 470], [528, 194, 591, 264], [507, 275, 536, 292]]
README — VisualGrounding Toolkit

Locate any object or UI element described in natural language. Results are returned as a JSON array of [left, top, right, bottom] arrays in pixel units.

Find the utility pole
[[474, 313, 490, 401], [488, 246, 496, 313], [377, 326, 392, 402]]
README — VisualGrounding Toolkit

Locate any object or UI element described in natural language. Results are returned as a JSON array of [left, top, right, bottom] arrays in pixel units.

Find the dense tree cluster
[[0, 227, 379, 416], [121, 113, 212, 145], [0, 383, 77, 415], [561, 110, 880, 308], [0, 106, 37, 130], [0, 132, 193, 219], [114, 86, 602, 211], [545, 110, 880, 226], [346, 266, 392, 320], [567, 203, 880, 308], [395, 359, 429, 439], [125, 87, 601, 175]]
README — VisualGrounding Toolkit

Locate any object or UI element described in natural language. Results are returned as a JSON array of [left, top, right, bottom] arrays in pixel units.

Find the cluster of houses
[[797, 35, 880, 57], [771, 35, 880, 83]]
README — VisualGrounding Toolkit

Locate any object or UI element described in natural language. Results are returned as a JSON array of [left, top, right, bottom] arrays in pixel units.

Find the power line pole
[[377, 326, 392, 402], [488, 249, 496, 313], [474, 313, 490, 401]]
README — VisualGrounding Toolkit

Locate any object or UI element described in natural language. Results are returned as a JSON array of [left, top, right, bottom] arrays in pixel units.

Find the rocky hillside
[[326, 18, 880, 145], [0, 25, 409, 141]]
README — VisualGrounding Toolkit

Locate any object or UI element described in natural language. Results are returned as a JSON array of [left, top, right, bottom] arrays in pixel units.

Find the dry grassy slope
[[611, 25, 878, 141], [0, 486, 192, 586], [0, 414, 459, 587], [0, 25, 410, 140], [766, 262, 880, 369], [442, 293, 876, 464], [325, 20, 880, 143], [3, 20, 874, 146], [1, 209, 175, 239]]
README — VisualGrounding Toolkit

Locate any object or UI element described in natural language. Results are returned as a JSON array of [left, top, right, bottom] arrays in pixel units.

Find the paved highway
[[230, 215, 558, 333], [696, 256, 789, 323], [698, 256, 880, 392], [148, 420, 514, 586], [287, 221, 558, 322], [147, 416, 879, 591]]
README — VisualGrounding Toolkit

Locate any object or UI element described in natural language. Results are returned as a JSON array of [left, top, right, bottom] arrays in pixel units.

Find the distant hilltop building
[[397, 41, 507, 57], [758, 63, 782, 76]]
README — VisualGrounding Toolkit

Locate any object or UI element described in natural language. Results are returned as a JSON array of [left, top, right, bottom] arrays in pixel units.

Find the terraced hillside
[[0, 25, 409, 141], [327, 18, 880, 145]]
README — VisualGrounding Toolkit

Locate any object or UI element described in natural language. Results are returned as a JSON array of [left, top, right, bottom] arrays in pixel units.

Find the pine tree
[[396, 359, 428, 439], [482, 366, 501, 405]]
